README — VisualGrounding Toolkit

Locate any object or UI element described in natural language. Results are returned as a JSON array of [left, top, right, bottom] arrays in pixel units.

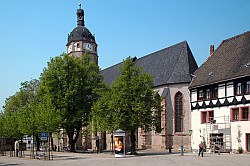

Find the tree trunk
[[130, 129, 137, 155], [67, 128, 76, 152], [50, 133, 54, 151], [69, 140, 76, 152], [67, 121, 81, 152], [35, 135, 40, 151]]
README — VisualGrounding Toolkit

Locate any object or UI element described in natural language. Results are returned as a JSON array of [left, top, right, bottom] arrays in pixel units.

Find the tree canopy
[[39, 53, 104, 152], [1, 80, 39, 139], [92, 57, 162, 154]]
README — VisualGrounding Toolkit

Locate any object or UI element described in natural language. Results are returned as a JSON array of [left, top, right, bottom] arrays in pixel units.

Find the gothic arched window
[[175, 92, 183, 133]]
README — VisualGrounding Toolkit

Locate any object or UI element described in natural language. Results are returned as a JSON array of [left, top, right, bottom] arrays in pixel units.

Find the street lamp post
[[180, 115, 184, 156]]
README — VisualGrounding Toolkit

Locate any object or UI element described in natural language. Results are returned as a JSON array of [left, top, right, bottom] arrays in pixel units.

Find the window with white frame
[[235, 78, 250, 95], [236, 82, 243, 95], [206, 89, 211, 99], [198, 90, 204, 100], [245, 81, 250, 94], [197, 85, 218, 101]]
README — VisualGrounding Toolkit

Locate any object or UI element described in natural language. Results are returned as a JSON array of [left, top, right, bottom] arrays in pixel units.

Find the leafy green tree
[[0, 112, 3, 137], [0, 80, 38, 153], [1, 79, 61, 152], [0, 109, 14, 139], [92, 57, 162, 155], [15, 80, 40, 136], [35, 95, 61, 134], [92, 88, 117, 132], [39, 53, 104, 152], [1, 80, 41, 152], [2, 92, 27, 139]]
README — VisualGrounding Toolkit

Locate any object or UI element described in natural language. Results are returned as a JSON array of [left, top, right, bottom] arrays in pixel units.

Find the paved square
[[0, 151, 249, 166]]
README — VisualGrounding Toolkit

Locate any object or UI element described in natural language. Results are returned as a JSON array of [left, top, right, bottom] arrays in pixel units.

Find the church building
[[65, 4, 198, 152], [101, 42, 198, 151]]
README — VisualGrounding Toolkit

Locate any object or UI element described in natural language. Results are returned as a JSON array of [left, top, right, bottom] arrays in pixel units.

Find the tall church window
[[154, 94, 162, 133], [175, 92, 183, 133]]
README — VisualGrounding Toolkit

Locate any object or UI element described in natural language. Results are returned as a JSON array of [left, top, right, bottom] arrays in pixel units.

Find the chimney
[[210, 45, 214, 56]]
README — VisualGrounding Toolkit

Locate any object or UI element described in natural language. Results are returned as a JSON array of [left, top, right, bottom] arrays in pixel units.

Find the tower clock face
[[83, 43, 94, 51]]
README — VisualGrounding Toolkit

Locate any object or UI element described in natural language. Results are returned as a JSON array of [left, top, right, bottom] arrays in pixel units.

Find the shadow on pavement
[[0, 162, 21, 166], [52, 155, 86, 160], [136, 151, 180, 157]]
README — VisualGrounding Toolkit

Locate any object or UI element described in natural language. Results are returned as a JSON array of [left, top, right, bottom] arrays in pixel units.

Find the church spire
[[77, 3, 84, 26]]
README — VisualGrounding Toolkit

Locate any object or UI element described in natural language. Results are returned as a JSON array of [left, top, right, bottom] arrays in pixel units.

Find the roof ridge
[[194, 30, 250, 75], [101, 41, 188, 71], [101, 61, 123, 71], [136, 41, 187, 61], [221, 30, 250, 44], [101, 56, 137, 71], [190, 30, 250, 89]]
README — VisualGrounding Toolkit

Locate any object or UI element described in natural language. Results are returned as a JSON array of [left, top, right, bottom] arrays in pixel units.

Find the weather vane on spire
[[79, 3, 81, 9]]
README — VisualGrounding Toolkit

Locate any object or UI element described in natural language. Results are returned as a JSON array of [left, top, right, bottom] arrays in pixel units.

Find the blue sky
[[0, 0, 249, 110]]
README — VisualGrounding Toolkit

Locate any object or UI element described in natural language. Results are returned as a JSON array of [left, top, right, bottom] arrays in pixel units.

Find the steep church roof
[[189, 31, 250, 89], [101, 41, 198, 87]]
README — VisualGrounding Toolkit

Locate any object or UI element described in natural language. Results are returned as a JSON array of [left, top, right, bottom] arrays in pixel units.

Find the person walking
[[198, 141, 204, 157], [96, 139, 100, 154]]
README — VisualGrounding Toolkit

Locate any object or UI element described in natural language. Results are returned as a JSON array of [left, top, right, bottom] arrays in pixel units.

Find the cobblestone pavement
[[0, 150, 250, 166]]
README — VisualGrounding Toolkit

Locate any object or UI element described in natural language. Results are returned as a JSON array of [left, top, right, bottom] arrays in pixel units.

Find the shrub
[[237, 147, 244, 154]]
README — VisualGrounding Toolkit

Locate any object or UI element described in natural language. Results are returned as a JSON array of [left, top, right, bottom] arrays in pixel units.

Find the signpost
[[41, 132, 47, 141]]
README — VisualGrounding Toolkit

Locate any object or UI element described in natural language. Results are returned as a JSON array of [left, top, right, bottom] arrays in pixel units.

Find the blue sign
[[41, 132, 47, 141]]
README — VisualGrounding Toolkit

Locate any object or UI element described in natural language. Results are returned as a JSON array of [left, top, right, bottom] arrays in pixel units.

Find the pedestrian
[[198, 141, 204, 157], [96, 139, 99, 154], [54, 145, 57, 151]]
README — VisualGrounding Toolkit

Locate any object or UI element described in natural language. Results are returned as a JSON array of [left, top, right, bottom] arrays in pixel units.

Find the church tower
[[66, 4, 98, 64]]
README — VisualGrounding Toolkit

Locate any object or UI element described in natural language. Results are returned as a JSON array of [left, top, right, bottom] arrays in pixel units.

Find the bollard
[[16, 149, 18, 157]]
